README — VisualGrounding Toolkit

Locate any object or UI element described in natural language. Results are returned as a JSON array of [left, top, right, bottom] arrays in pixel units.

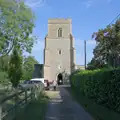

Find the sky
[[25, 0, 120, 65]]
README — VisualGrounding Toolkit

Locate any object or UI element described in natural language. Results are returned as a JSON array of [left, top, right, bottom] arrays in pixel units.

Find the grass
[[0, 83, 13, 100], [68, 87, 120, 120], [45, 90, 60, 99], [15, 92, 49, 120], [0, 83, 49, 120]]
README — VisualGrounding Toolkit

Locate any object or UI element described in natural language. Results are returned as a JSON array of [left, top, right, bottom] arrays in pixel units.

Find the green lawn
[[68, 88, 120, 120], [15, 92, 48, 120]]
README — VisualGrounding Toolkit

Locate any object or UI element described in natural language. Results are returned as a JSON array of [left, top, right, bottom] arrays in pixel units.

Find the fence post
[[31, 87, 35, 100], [25, 90, 27, 104], [31, 88, 32, 100], [34, 85, 37, 100], [0, 104, 2, 120], [14, 90, 19, 119]]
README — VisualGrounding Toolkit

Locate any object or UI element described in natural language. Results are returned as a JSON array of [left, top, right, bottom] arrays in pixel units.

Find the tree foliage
[[22, 56, 39, 80], [0, 0, 35, 56], [0, 56, 10, 84], [87, 58, 107, 70], [8, 49, 22, 88], [0, 0, 37, 86], [0, 56, 9, 72], [90, 19, 120, 68]]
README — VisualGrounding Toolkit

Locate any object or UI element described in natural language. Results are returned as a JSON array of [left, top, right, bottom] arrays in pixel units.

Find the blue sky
[[25, 0, 120, 65]]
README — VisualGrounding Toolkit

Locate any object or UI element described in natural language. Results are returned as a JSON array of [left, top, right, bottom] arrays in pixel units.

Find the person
[[47, 80, 49, 87], [53, 80, 57, 91]]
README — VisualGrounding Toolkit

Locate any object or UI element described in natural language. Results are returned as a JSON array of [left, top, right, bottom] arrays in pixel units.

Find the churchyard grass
[[15, 92, 49, 120]]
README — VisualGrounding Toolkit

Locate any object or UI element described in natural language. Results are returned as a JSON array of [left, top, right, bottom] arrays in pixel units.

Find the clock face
[[58, 65, 61, 70]]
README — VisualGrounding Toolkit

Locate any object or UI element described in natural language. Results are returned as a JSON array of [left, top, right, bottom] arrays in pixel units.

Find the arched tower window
[[59, 50, 61, 55], [58, 28, 62, 37]]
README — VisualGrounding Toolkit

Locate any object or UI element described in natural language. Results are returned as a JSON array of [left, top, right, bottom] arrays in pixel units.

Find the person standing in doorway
[[53, 80, 57, 91]]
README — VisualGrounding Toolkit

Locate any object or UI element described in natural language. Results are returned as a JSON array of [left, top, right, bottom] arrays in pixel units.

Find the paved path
[[45, 87, 94, 120]]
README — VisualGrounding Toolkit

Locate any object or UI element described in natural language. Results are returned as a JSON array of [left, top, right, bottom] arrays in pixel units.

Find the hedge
[[70, 68, 120, 112]]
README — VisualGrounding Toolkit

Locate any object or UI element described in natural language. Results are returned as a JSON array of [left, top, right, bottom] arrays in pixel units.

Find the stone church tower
[[44, 19, 76, 83]]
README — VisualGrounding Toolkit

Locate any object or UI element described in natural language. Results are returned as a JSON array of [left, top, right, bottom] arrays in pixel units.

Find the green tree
[[0, 56, 10, 84], [0, 0, 35, 56], [8, 49, 22, 88], [22, 56, 38, 80], [87, 58, 107, 70], [0, 56, 9, 72], [92, 19, 120, 68]]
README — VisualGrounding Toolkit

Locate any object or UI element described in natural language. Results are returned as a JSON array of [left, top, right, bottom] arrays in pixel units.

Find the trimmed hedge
[[70, 68, 120, 112]]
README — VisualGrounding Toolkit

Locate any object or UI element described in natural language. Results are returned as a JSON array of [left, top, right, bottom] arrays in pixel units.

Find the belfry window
[[58, 28, 62, 37], [59, 50, 61, 55]]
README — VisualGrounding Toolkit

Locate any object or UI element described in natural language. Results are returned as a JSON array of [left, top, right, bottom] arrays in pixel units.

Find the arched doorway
[[57, 73, 63, 85]]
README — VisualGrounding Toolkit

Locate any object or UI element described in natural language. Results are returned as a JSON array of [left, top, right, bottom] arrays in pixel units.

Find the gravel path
[[45, 87, 94, 120]]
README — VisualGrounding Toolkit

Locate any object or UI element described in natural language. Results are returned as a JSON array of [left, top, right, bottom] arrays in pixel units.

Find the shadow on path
[[45, 86, 93, 120]]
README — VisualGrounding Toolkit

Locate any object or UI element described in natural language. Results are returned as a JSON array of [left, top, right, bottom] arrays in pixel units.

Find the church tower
[[44, 19, 76, 83]]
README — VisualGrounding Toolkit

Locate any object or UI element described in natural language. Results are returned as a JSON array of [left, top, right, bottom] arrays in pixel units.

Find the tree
[[0, 56, 9, 72], [0, 0, 35, 56], [91, 19, 120, 68], [0, 55, 10, 84], [22, 56, 38, 80], [8, 49, 22, 88], [87, 58, 107, 70]]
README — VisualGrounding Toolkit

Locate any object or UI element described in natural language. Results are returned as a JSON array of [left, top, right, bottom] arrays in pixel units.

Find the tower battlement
[[48, 19, 72, 24]]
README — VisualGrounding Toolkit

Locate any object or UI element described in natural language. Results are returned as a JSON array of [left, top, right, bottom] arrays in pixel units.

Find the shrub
[[0, 71, 8, 84], [70, 68, 120, 112], [8, 49, 23, 88]]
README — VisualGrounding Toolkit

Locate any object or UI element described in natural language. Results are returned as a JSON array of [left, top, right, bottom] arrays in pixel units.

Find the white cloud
[[75, 39, 96, 65], [75, 39, 84, 65], [76, 53, 85, 65], [30, 39, 44, 63], [75, 39, 83, 46], [32, 39, 44, 52], [83, 0, 93, 8], [24, 0, 45, 8], [75, 39, 96, 48], [86, 40, 96, 45]]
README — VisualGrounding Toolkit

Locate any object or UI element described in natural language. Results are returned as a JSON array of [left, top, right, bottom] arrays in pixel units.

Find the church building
[[44, 19, 76, 84]]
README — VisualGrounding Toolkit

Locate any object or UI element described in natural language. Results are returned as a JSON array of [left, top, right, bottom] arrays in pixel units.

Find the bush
[[70, 68, 120, 112], [0, 71, 9, 84], [8, 49, 23, 88]]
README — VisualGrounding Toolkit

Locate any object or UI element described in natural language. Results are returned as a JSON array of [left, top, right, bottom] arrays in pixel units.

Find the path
[[45, 86, 93, 120]]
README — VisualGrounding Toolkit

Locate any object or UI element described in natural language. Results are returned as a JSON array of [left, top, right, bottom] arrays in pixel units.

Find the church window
[[59, 50, 61, 55], [58, 28, 62, 37]]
